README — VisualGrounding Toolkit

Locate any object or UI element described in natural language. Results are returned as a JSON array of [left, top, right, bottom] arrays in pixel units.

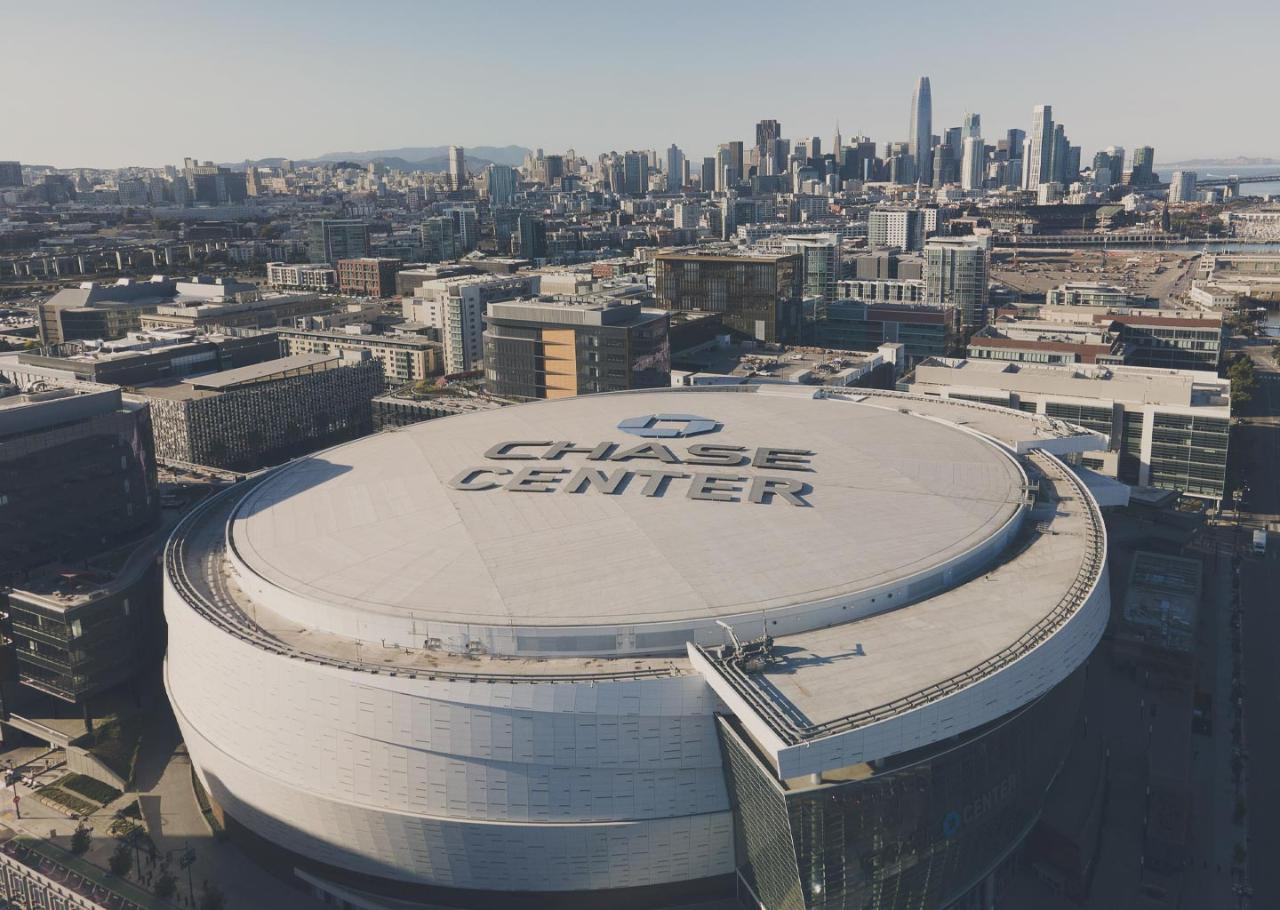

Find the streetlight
[[179, 842, 197, 905]]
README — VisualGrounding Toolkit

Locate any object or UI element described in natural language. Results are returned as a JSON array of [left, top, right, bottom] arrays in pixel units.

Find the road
[[1231, 340, 1280, 909]]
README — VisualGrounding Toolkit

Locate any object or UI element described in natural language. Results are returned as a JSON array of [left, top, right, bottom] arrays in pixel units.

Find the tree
[[69, 822, 92, 856], [198, 883, 226, 910], [108, 840, 133, 877], [154, 864, 178, 900]]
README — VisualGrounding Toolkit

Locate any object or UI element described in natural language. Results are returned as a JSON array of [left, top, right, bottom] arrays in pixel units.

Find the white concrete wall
[[163, 577, 735, 891]]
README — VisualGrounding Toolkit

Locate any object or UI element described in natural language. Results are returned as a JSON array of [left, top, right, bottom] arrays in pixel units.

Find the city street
[[1234, 341, 1280, 908]]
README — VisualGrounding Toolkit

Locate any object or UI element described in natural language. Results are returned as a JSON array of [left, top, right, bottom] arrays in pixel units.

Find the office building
[[308, 219, 370, 265], [448, 146, 467, 189], [818, 301, 948, 363], [0, 380, 158, 582], [266, 262, 338, 292], [1130, 146, 1156, 187], [337, 258, 403, 298], [665, 144, 684, 193], [867, 208, 926, 251], [925, 238, 990, 331], [403, 274, 540, 375], [165, 385, 1108, 909], [273, 326, 441, 388], [483, 297, 670, 399], [908, 76, 932, 183], [137, 352, 382, 471], [420, 216, 456, 261], [486, 164, 519, 205], [10, 329, 281, 387], [1023, 105, 1054, 191], [909, 358, 1230, 500], [1169, 170, 1198, 203], [37, 276, 180, 344], [961, 135, 984, 191], [1099, 311, 1223, 371], [701, 156, 717, 190], [0, 161, 24, 187], [755, 119, 783, 176], [654, 251, 803, 342], [517, 215, 548, 260], [622, 151, 648, 196]]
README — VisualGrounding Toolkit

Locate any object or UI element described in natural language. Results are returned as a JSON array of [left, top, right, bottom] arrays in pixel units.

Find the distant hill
[[1160, 156, 1280, 168], [223, 145, 532, 173], [315, 145, 531, 169]]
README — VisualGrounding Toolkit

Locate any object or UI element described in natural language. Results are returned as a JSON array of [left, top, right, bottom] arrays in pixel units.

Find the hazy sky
[[5, 0, 1277, 170]]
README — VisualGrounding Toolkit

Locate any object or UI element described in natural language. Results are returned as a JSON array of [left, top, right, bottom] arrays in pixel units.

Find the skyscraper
[[925, 238, 990, 331], [1022, 105, 1054, 191], [448, 146, 467, 190], [1131, 146, 1156, 186], [0, 161, 22, 187], [622, 151, 648, 195], [831, 122, 843, 161], [962, 135, 985, 192], [908, 76, 933, 185], [962, 112, 981, 140], [486, 164, 518, 206], [755, 119, 782, 175], [1169, 170, 1198, 203], [1006, 129, 1026, 160], [666, 144, 685, 193]]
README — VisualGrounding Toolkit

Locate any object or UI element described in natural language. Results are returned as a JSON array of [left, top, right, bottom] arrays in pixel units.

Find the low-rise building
[[483, 297, 670, 400], [1046, 282, 1135, 309], [135, 351, 383, 471], [337, 257, 403, 298], [266, 261, 338, 292], [817, 302, 948, 364], [908, 358, 1230, 500], [273, 325, 441, 387]]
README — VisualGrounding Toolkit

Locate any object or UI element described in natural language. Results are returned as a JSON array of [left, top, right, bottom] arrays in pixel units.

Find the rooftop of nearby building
[[912, 358, 1231, 410]]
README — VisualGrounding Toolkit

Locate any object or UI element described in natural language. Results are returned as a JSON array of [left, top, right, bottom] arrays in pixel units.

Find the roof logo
[[617, 413, 720, 439]]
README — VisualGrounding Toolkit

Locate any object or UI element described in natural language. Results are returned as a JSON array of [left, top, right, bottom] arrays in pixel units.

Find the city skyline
[[4, 0, 1277, 170]]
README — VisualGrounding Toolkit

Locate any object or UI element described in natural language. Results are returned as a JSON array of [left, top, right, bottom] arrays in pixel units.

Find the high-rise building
[[673, 203, 702, 230], [308, 218, 370, 264], [486, 164, 518, 206], [925, 238, 990, 331], [962, 112, 981, 140], [517, 214, 548, 260], [420, 216, 456, 261], [961, 135, 985, 192], [1006, 129, 1026, 159], [726, 141, 745, 184], [654, 251, 804, 342], [665, 144, 685, 193], [1169, 170, 1198, 203], [908, 76, 933, 184], [755, 119, 782, 176], [402, 274, 540, 374], [483, 298, 670, 400], [622, 151, 648, 195], [701, 156, 717, 190], [867, 208, 926, 251], [448, 146, 467, 189], [1131, 146, 1157, 186], [1023, 105, 1054, 191], [782, 234, 842, 315], [0, 161, 22, 187]]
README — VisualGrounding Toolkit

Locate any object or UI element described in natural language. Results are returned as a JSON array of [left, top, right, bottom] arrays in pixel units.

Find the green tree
[[108, 840, 133, 877], [154, 864, 178, 900], [198, 883, 226, 910], [69, 822, 92, 856]]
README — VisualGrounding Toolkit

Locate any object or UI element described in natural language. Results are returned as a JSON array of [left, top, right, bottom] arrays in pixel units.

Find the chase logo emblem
[[617, 414, 720, 439]]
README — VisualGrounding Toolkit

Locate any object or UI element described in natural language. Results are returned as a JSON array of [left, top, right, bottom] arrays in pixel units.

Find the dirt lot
[[990, 249, 1201, 304]]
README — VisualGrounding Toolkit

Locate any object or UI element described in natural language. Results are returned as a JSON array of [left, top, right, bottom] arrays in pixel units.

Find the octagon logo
[[617, 414, 721, 439]]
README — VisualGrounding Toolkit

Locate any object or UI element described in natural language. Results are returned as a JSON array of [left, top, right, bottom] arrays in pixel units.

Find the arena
[[163, 384, 1110, 909]]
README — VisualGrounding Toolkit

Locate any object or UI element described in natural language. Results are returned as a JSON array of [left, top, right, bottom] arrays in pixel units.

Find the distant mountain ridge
[[222, 145, 532, 173], [317, 145, 531, 168], [1159, 156, 1280, 168]]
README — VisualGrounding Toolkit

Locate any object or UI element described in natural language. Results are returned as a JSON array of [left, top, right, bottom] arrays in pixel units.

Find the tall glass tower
[[908, 76, 933, 185]]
